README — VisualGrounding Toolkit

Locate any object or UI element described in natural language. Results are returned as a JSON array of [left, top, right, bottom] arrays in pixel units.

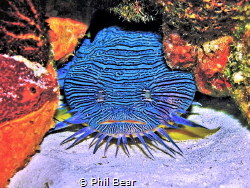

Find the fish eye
[[142, 89, 152, 102], [30, 87, 36, 94], [96, 90, 105, 102]]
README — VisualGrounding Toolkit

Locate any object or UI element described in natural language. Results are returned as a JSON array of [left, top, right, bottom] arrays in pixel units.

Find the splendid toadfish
[[51, 26, 206, 157]]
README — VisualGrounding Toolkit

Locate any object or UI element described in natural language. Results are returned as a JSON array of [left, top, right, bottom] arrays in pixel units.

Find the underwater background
[[0, 0, 249, 187]]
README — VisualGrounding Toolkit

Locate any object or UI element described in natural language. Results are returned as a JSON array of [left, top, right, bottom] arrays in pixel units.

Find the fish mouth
[[99, 120, 146, 124]]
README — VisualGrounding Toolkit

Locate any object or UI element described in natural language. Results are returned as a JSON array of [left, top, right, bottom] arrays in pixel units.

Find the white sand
[[8, 95, 250, 188]]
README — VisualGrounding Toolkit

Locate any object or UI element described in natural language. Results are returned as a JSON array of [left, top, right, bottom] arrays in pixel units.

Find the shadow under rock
[[193, 92, 248, 127]]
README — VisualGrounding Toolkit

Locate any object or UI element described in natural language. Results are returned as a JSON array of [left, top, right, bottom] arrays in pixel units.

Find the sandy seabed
[[9, 95, 250, 188]]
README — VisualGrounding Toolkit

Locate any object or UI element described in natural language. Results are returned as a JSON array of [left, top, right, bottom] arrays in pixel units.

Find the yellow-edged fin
[[159, 124, 220, 141], [54, 107, 72, 122]]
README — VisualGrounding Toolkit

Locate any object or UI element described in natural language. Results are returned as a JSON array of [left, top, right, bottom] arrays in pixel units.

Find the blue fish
[[52, 26, 205, 157]]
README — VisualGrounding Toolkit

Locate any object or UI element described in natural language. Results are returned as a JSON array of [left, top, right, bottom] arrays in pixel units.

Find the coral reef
[[110, 0, 159, 22], [0, 0, 249, 185], [160, 0, 248, 45], [0, 0, 59, 187], [163, 33, 197, 70], [0, 0, 50, 66], [163, 33, 234, 97], [194, 36, 233, 96], [160, 1, 250, 123], [47, 17, 88, 62], [227, 22, 250, 125]]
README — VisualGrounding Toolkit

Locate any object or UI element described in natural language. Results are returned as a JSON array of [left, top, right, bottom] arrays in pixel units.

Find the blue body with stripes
[[54, 26, 204, 157]]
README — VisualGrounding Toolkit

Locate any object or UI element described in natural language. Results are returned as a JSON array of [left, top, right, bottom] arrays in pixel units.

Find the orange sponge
[[0, 55, 59, 187], [0, 98, 58, 187], [47, 17, 88, 62]]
